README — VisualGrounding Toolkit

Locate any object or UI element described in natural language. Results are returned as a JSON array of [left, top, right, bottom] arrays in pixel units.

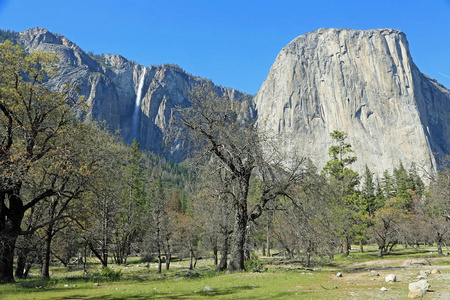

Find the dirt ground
[[335, 258, 450, 299]]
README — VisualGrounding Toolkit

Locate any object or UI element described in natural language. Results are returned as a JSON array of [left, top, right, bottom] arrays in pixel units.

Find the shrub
[[99, 267, 122, 280], [244, 253, 264, 272]]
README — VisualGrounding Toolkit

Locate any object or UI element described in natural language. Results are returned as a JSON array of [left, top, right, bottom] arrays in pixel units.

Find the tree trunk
[[306, 251, 311, 267], [359, 240, 364, 253], [101, 230, 108, 267], [166, 254, 171, 270], [77, 251, 83, 267], [244, 224, 251, 261], [157, 249, 162, 274], [0, 191, 24, 283], [213, 246, 218, 266], [305, 241, 312, 267], [83, 245, 88, 276], [41, 224, 54, 278], [189, 245, 194, 270], [437, 235, 443, 255], [15, 248, 27, 279], [23, 262, 33, 279], [286, 248, 292, 258], [389, 243, 396, 252], [87, 242, 107, 268], [216, 230, 229, 271], [377, 245, 383, 258], [342, 236, 349, 256], [165, 239, 172, 270], [0, 233, 18, 283], [266, 222, 271, 257], [228, 201, 247, 271]]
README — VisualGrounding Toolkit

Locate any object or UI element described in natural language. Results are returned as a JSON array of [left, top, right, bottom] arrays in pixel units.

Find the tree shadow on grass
[[149, 285, 261, 300], [44, 286, 260, 300], [52, 296, 148, 300]]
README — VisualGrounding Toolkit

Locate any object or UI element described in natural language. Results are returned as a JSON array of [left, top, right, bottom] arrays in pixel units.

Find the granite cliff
[[12, 28, 251, 161], [254, 28, 450, 178], [3, 27, 449, 177]]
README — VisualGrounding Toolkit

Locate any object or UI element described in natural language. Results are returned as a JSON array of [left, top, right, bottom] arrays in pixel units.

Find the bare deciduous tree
[[171, 83, 304, 271]]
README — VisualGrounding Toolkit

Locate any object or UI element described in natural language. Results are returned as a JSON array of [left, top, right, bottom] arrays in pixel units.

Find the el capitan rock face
[[254, 28, 450, 178], [14, 27, 251, 161]]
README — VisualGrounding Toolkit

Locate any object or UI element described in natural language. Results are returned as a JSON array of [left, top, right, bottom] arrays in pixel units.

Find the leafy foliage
[[244, 253, 264, 272], [99, 266, 122, 280]]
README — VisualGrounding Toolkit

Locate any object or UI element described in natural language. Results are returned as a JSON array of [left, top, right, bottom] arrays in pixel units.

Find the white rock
[[380, 287, 388, 291], [419, 270, 431, 275], [385, 274, 396, 282], [203, 286, 214, 292], [408, 288, 425, 298], [408, 279, 430, 292], [336, 272, 343, 277]]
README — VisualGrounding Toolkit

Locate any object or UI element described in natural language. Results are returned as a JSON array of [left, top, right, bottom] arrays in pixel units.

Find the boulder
[[408, 288, 426, 298], [336, 272, 343, 277], [431, 269, 441, 274], [203, 286, 214, 292], [385, 274, 396, 282], [408, 279, 430, 292]]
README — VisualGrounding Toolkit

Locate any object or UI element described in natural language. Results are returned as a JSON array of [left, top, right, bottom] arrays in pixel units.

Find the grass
[[1, 245, 449, 299], [0, 269, 329, 299]]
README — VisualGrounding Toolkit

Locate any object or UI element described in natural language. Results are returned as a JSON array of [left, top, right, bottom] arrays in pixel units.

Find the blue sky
[[0, 0, 449, 94]]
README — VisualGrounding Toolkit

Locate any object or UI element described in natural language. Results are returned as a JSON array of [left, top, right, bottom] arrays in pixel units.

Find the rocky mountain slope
[[2, 27, 449, 178], [11, 27, 251, 161], [255, 28, 450, 178]]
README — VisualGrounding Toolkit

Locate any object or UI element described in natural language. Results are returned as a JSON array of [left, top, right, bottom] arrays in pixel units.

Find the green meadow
[[2, 245, 449, 299]]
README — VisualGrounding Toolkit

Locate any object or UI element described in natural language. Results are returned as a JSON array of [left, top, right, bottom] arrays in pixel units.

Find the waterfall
[[131, 68, 146, 142], [135, 68, 146, 108]]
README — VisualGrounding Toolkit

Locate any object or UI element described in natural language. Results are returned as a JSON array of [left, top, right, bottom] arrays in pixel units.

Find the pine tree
[[381, 170, 395, 200], [361, 165, 377, 216], [322, 130, 359, 256], [393, 161, 410, 200], [323, 130, 359, 194]]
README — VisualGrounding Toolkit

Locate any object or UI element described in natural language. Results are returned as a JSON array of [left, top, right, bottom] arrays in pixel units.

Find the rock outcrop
[[14, 28, 251, 161], [255, 28, 450, 178]]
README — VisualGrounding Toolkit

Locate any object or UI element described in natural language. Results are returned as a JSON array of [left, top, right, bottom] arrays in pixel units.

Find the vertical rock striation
[[254, 28, 450, 178]]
